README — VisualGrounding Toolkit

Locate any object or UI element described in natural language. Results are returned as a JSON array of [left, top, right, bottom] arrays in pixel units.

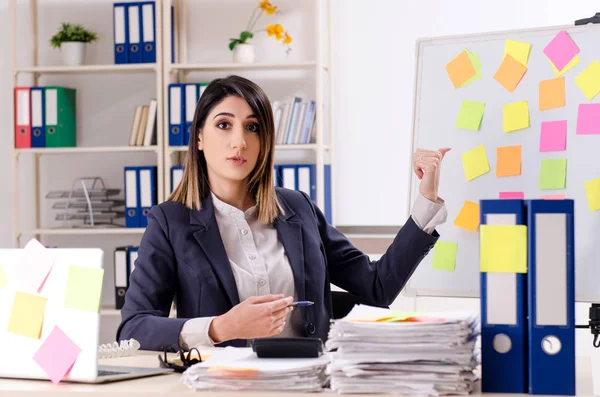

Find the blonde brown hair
[[168, 75, 283, 224]]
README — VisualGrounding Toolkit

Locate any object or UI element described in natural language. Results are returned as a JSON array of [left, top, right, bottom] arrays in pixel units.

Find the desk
[[0, 352, 594, 396]]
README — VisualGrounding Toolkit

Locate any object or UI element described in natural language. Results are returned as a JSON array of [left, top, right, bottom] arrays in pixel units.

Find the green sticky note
[[480, 225, 527, 273], [456, 100, 485, 131], [461, 50, 482, 87], [503, 100, 530, 132], [539, 158, 567, 190], [432, 241, 458, 271], [64, 266, 104, 313], [0, 264, 7, 289]]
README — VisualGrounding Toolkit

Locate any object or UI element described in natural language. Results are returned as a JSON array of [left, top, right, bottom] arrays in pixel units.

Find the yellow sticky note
[[64, 266, 104, 313], [503, 101, 530, 132], [0, 264, 7, 289], [480, 225, 527, 273], [504, 40, 531, 66], [454, 200, 480, 232], [432, 241, 458, 272], [551, 54, 580, 76], [575, 60, 600, 101], [584, 177, 600, 212], [539, 76, 566, 111], [8, 291, 47, 339], [461, 144, 490, 181]]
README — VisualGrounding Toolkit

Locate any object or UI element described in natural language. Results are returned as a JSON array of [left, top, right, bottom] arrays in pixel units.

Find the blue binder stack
[[113, 1, 156, 64], [169, 82, 210, 146], [124, 166, 157, 228]]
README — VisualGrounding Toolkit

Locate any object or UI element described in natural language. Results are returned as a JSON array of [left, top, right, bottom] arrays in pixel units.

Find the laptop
[[0, 244, 171, 383]]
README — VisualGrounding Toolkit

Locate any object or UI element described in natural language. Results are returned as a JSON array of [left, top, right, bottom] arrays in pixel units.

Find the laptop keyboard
[[98, 369, 128, 377]]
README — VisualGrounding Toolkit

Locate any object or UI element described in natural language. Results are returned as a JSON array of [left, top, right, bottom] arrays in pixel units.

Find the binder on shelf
[[127, 2, 142, 63], [279, 165, 297, 190], [14, 86, 31, 148], [124, 166, 140, 228], [171, 165, 184, 193], [138, 166, 157, 228], [128, 246, 139, 275], [479, 199, 528, 394], [113, 3, 129, 64], [140, 1, 156, 63], [323, 164, 332, 224], [44, 86, 76, 148], [184, 83, 198, 146], [169, 83, 185, 146], [526, 199, 575, 395], [30, 87, 45, 148], [297, 164, 316, 201], [114, 246, 128, 309]]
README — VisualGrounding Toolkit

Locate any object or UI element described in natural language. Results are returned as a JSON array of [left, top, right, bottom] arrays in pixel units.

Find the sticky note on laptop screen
[[8, 291, 47, 339], [64, 266, 104, 313], [33, 326, 82, 384]]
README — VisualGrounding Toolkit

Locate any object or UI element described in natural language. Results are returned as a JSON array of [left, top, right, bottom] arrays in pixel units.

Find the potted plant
[[229, 0, 292, 63], [50, 23, 98, 66]]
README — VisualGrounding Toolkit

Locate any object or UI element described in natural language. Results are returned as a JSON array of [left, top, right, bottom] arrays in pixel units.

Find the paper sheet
[[499, 191, 524, 199], [575, 60, 600, 101], [503, 101, 530, 132], [543, 30, 580, 71], [445, 50, 476, 89], [584, 178, 600, 212], [551, 54, 579, 76], [496, 145, 522, 177], [493, 54, 527, 92], [576, 103, 600, 135], [432, 241, 458, 272], [504, 39, 531, 66], [8, 291, 47, 339], [480, 225, 527, 273], [455, 100, 485, 131], [539, 158, 567, 190], [540, 120, 567, 152], [454, 200, 480, 232], [33, 326, 81, 384], [461, 144, 490, 181], [64, 266, 104, 313], [539, 76, 565, 111]]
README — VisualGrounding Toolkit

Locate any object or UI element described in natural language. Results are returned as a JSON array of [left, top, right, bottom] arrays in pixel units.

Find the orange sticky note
[[496, 145, 522, 177], [539, 76, 566, 110], [454, 200, 480, 232], [446, 50, 476, 89], [494, 55, 528, 92]]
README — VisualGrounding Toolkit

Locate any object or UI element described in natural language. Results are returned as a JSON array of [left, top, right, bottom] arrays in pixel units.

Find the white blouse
[[179, 192, 447, 348]]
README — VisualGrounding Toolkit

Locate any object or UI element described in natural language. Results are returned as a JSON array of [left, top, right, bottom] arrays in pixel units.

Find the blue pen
[[288, 301, 314, 307]]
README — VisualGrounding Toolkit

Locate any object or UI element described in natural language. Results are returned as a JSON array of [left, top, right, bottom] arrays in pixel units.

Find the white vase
[[61, 42, 86, 66], [233, 43, 255, 64]]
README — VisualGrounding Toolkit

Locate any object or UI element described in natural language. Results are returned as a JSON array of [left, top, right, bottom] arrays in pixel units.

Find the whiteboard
[[404, 23, 600, 302]]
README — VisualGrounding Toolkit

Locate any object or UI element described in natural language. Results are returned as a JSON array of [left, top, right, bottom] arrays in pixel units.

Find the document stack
[[182, 347, 329, 392], [327, 305, 480, 396]]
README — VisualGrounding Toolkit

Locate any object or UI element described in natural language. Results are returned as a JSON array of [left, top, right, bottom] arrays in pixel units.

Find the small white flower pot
[[61, 42, 86, 66], [233, 43, 255, 64]]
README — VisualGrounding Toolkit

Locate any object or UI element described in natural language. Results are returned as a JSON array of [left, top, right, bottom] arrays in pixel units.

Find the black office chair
[[331, 291, 389, 319]]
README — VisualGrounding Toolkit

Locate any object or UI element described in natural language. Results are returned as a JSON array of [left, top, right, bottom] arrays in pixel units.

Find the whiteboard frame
[[402, 22, 600, 302]]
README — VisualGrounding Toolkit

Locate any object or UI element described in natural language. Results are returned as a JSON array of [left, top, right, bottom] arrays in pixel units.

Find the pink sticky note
[[14, 239, 54, 294], [540, 120, 567, 152], [500, 191, 524, 199], [33, 326, 81, 384], [543, 30, 580, 71], [576, 104, 600, 135], [542, 194, 565, 200]]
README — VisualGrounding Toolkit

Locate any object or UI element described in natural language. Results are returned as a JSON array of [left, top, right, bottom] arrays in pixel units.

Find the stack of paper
[[181, 346, 330, 392], [327, 305, 480, 396]]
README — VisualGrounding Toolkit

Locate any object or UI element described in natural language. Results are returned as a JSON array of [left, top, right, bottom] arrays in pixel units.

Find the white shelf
[[166, 144, 328, 154], [169, 61, 321, 72], [15, 146, 159, 155], [20, 228, 146, 236], [16, 64, 157, 75]]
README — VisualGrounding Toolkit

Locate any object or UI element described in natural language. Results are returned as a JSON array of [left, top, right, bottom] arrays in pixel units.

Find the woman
[[117, 75, 450, 351]]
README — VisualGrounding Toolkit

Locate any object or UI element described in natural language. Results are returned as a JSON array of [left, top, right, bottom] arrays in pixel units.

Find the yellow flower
[[283, 32, 292, 45], [266, 24, 284, 40], [259, 0, 277, 15]]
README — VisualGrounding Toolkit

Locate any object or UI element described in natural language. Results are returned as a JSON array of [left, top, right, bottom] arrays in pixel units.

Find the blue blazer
[[116, 188, 439, 351]]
